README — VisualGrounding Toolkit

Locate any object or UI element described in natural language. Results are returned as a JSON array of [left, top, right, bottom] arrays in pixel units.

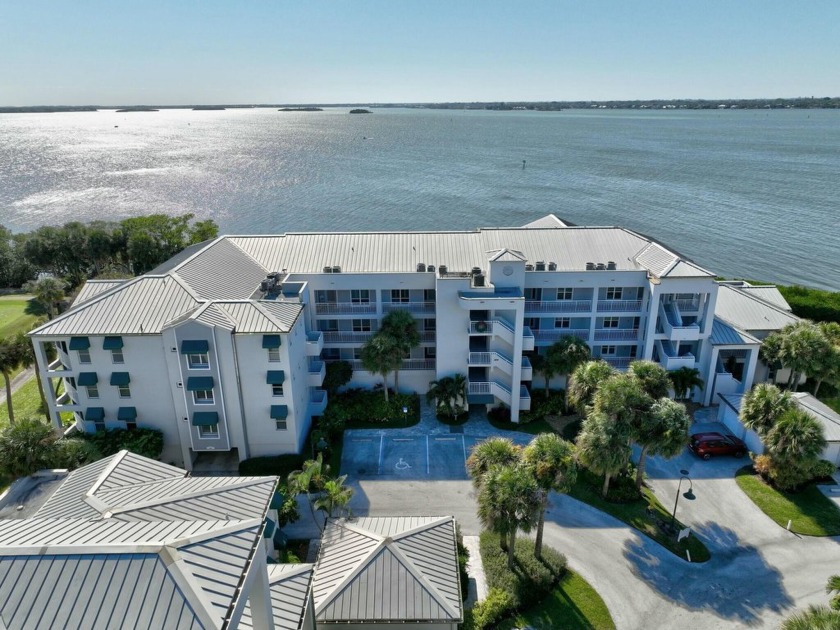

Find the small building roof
[[521, 213, 568, 228], [710, 318, 761, 346], [791, 393, 840, 442], [240, 564, 315, 630], [714, 284, 799, 334], [313, 516, 462, 624]]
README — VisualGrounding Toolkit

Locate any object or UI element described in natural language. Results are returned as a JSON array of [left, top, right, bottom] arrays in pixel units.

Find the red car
[[689, 432, 747, 460]]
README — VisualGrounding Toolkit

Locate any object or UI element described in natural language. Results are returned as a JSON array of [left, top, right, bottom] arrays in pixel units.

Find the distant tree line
[[396, 97, 840, 111], [0, 214, 218, 289]]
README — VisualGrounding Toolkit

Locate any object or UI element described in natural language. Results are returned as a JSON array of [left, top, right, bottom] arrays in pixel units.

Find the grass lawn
[[0, 295, 43, 338], [498, 569, 615, 630], [735, 466, 840, 536], [569, 470, 711, 562], [0, 375, 48, 429]]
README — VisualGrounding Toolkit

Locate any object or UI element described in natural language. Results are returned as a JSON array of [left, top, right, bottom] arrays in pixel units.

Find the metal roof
[[313, 516, 462, 623], [710, 318, 761, 346], [240, 564, 314, 630], [30, 275, 201, 337], [72, 279, 129, 307], [792, 393, 840, 442], [738, 285, 792, 311], [714, 284, 799, 333], [174, 238, 268, 300], [521, 213, 567, 228], [209, 301, 303, 334]]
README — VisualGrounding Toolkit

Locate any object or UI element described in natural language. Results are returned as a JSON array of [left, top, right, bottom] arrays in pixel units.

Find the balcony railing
[[675, 298, 701, 312], [593, 328, 639, 342], [419, 331, 436, 343], [308, 360, 326, 386], [600, 356, 633, 369], [534, 329, 589, 343], [322, 331, 374, 344], [596, 299, 643, 313], [315, 302, 377, 315], [309, 389, 328, 415], [469, 380, 512, 404], [522, 326, 535, 351], [382, 301, 436, 315], [305, 330, 324, 356], [519, 385, 531, 411], [348, 359, 435, 372], [525, 299, 592, 314]]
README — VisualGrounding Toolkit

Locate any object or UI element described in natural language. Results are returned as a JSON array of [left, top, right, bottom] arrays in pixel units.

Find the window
[[275, 419, 288, 431], [352, 319, 372, 332], [557, 288, 573, 300], [86, 385, 99, 399], [199, 423, 219, 437], [267, 347, 281, 362], [351, 289, 370, 304], [424, 289, 436, 301], [321, 320, 338, 332], [603, 317, 619, 328], [606, 287, 622, 300], [77, 349, 91, 364], [352, 348, 363, 360], [193, 389, 214, 405], [117, 384, 131, 398], [110, 349, 124, 364], [188, 353, 209, 369], [391, 289, 409, 303], [629, 346, 638, 358], [272, 383, 284, 397], [424, 318, 436, 331], [601, 345, 617, 356], [425, 347, 436, 359], [554, 318, 570, 329], [525, 318, 540, 330], [524, 288, 541, 301]]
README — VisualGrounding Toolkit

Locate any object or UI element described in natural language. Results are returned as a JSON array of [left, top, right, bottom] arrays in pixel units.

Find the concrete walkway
[[0, 368, 35, 407], [462, 535, 488, 608]]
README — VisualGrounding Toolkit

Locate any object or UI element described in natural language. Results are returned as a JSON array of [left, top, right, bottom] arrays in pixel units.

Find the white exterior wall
[[718, 403, 765, 454]]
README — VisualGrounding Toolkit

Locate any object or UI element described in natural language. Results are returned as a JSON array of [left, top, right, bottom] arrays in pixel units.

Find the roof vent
[[473, 273, 485, 287], [439, 265, 448, 276], [596, 263, 606, 270], [427, 265, 435, 273], [260, 279, 270, 292], [585, 262, 596, 271], [471, 266, 482, 276], [525, 264, 534, 271], [332, 266, 341, 273], [535, 261, 546, 271], [548, 262, 557, 271], [416, 263, 426, 272], [323, 266, 333, 274], [268, 271, 282, 280], [606, 261, 617, 270]]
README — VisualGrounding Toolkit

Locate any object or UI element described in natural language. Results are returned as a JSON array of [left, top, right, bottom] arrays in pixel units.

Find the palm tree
[[476, 463, 541, 568], [314, 475, 354, 519], [567, 360, 616, 414], [0, 417, 57, 478], [379, 310, 421, 394], [360, 334, 403, 401], [575, 412, 631, 497], [17, 329, 49, 420], [780, 605, 840, 630], [811, 324, 840, 396], [288, 454, 328, 532], [633, 398, 692, 490], [522, 433, 577, 559], [466, 437, 521, 490], [826, 575, 840, 611], [765, 408, 826, 463], [547, 336, 591, 409], [592, 373, 652, 440], [0, 335, 28, 425], [739, 383, 794, 438], [24, 277, 66, 320], [629, 360, 672, 400], [426, 374, 467, 419], [668, 366, 705, 401], [763, 321, 832, 391]]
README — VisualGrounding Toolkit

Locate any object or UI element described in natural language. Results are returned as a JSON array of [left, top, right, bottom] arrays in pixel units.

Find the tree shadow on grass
[[623, 521, 793, 624], [24, 300, 47, 317]]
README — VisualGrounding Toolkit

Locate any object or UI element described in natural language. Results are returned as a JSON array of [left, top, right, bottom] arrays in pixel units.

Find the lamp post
[[402, 406, 408, 427], [670, 469, 695, 532]]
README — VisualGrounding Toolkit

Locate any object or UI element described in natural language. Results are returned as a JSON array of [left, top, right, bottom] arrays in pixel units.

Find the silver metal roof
[[792, 393, 840, 442], [313, 516, 462, 623], [174, 238, 268, 300], [714, 284, 799, 333], [72, 279, 129, 307], [710, 318, 761, 346], [738, 285, 792, 311], [521, 213, 567, 228], [202, 300, 304, 334], [240, 564, 314, 630]]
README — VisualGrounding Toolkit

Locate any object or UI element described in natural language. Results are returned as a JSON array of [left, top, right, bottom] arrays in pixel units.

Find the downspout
[[229, 331, 251, 461]]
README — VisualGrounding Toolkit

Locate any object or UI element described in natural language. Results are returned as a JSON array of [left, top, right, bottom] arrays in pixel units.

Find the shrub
[[0, 418, 57, 479], [53, 438, 102, 470], [455, 524, 470, 601], [471, 588, 515, 630], [321, 388, 420, 427], [528, 389, 566, 420], [479, 530, 566, 610], [811, 459, 837, 480], [752, 454, 773, 478], [487, 405, 511, 424], [778, 285, 840, 324], [323, 360, 353, 395], [82, 428, 163, 459], [239, 454, 306, 478]]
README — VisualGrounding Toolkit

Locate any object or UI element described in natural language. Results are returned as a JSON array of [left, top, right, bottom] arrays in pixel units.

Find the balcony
[[534, 329, 589, 344], [525, 299, 592, 314], [347, 359, 435, 372], [522, 326, 535, 351], [315, 302, 377, 316], [675, 298, 702, 312], [419, 331, 436, 344], [322, 331, 374, 345], [519, 386, 531, 411], [305, 331, 324, 356], [309, 389, 328, 416], [382, 301, 436, 315], [659, 301, 701, 341], [47, 359, 71, 375], [468, 380, 512, 405], [656, 339, 696, 370], [468, 319, 515, 345], [596, 299, 643, 313], [593, 328, 639, 342], [308, 360, 326, 387], [468, 351, 514, 377], [521, 356, 533, 381], [601, 356, 633, 370]]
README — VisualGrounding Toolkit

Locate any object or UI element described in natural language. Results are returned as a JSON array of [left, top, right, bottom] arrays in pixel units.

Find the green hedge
[[319, 389, 420, 434], [778, 285, 840, 324], [239, 454, 306, 478], [81, 428, 163, 460]]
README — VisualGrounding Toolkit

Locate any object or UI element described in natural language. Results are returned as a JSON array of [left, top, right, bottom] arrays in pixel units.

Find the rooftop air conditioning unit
[[606, 261, 617, 270], [260, 280, 270, 292], [323, 266, 333, 273], [332, 266, 341, 273], [473, 273, 485, 287], [596, 263, 606, 270], [585, 262, 596, 270], [525, 264, 534, 271], [427, 265, 435, 273], [535, 261, 546, 271], [471, 267, 481, 276], [417, 263, 426, 272], [548, 262, 557, 271], [268, 271, 282, 280], [439, 265, 448, 276]]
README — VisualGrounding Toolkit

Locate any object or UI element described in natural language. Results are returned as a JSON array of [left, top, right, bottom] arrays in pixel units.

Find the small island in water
[[279, 107, 323, 112], [192, 106, 226, 111], [349, 108, 372, 114], [115, 107, 159, 112]]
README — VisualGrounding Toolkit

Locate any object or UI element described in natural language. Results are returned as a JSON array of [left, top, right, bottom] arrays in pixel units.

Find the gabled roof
[[313, 516, 462, 623], [710, 318, 761, 346], [174, 238, 268, 300], [71, 279, 130, 306], [791, 393, 840, 442], [0, 518, 263, 630], [714, 284, 799, 333], [36, 450, 276, 522], [521, 213, 568, 228], [488, 248, 527, 262], [240, 564, 315, 630]]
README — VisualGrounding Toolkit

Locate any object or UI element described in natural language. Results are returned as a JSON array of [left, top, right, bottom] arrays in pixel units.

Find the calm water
[[1, 108, 838, 289]]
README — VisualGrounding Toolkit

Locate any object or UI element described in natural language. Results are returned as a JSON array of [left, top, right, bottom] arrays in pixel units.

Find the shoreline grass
[[735, 465, 840, 536]]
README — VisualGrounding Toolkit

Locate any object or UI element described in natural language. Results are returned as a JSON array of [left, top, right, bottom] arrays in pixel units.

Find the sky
[[1, 1, 838, 105]]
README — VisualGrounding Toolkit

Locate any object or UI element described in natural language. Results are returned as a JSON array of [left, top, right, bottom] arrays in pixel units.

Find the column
[[741, 347, 759, 395], [245, 551, 275, 630]]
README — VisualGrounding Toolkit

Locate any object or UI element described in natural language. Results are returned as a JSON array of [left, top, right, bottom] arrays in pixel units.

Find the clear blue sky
[[1, 1, 838, 105]]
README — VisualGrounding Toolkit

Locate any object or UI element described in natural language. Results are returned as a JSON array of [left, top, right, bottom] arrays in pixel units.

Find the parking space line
[[378, 434, 384, 475], [392, 438, 414, 442], [351, 439, 373, 443], [426, 435, 430, 475], [434, 437, 456, 441], [461, 435, 467, 463]]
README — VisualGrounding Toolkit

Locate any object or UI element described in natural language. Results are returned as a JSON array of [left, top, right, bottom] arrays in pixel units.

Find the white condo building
[[29, 214, 791, 469]]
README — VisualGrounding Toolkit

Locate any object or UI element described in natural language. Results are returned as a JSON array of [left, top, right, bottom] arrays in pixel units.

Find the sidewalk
[[0, 368, 35, 407]]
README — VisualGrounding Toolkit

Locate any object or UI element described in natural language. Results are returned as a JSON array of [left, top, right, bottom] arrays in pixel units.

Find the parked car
[[689, 432, 747, 460]]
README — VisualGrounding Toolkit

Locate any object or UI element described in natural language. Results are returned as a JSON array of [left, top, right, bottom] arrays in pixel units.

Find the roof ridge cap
[[390, 516, 453, 541], [315, 535, 388, 615], [386, 540, 461, 620], [162, 546, 224, 629]]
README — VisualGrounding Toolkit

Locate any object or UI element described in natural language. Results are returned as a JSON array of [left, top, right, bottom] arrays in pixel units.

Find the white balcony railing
[[521, 357, 533, 381], [469, 319, 516, 345], [309, 389, 328, 415], [315, 302, 377, 315], [601, 357, 633, 370], [596, 299, 643, 313], [534, 329, 589, 343], [419, 331, 436, 343], [468, 380, 512, 404], [382, 301, 436, 315], [519, 385, 531, 411], [308, 360, 326, 387], [522, 326, 535, 351], [675, 298, 701, 312], [322, 331, 374, 344], [348, 359, 435, 372], [306, 330, 324, 356], [525, 299, 592, 314], [593, 328, 639, 342]]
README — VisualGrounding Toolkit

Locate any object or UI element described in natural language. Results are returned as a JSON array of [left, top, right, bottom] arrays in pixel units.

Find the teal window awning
[[186, 376, 214, 391], [270, 405, 288, 419], [266, 371, 285, 385], [269, 491, 285, 510], [117, 406, 137, 420], [263, 517, 276, 539], [192, 411, 218, 426], [69, 337, 90, 351], [77, 372, 98, 386], [180, 339, 209, 354], [110, 372, 130, 386], [86, 407, 104, 421], [262, 335, 282, 349], [102, 336, 123, 350]]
